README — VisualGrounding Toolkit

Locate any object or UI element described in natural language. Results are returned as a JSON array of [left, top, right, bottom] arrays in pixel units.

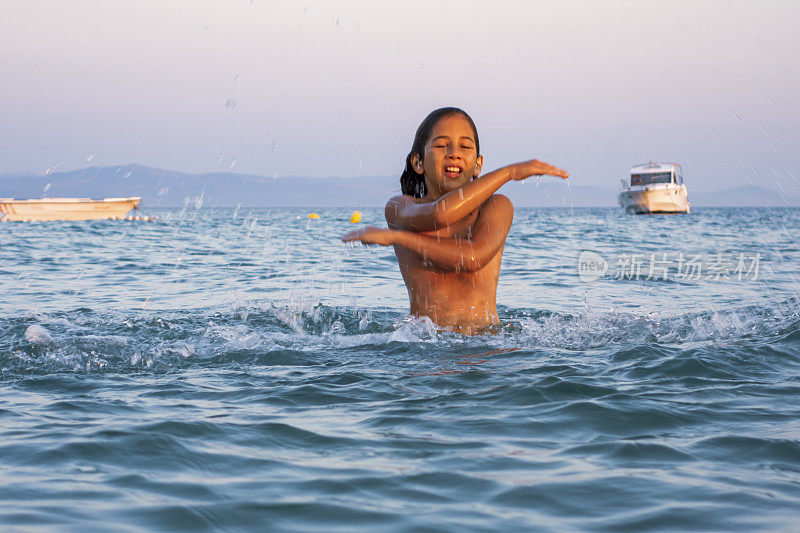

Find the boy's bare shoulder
[[474, 194, 514, 230], [386, 194, 427, 208], [385, 194, 428, 226], [487, 193, 512, 206], [384, 194, 405, 223], [483, 194, 514, 214]]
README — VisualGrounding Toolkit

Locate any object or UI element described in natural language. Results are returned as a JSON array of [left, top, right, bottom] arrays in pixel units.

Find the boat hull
[[618, 186, 689, 214], [0, 197, 141, 221]]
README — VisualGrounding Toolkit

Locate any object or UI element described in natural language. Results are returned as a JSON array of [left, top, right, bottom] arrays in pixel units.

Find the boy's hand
[[511, 159, 569, 181], [341, 226, 395, 246]]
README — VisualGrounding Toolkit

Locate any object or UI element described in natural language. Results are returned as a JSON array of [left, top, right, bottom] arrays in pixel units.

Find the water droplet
[[45, 162, 60, 175]]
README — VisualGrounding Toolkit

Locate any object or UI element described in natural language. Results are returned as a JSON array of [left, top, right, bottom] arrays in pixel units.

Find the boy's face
[[413, 114, 483, 199]]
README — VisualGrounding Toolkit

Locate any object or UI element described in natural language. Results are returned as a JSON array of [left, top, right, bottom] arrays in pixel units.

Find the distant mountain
[[0, 164, 397, 208], [689, 185, 800, 207], [1, 164, 798, 208]]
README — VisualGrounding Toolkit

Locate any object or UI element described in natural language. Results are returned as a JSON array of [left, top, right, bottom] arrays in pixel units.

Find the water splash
[[3, 300, 797, 376]]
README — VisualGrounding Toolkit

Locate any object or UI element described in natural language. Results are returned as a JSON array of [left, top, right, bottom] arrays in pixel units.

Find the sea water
[[1, 206, 799, 531]]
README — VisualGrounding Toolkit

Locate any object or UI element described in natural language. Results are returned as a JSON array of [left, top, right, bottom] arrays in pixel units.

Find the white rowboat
[[0, 197, 141, 222]]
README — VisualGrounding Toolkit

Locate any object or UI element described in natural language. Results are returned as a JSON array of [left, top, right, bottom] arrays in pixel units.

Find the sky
[[0, 0, 798, 193]]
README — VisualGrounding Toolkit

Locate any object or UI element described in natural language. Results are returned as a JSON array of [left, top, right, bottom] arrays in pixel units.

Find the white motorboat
[[618, 162, 690, 214], [0, 197, 141, 222]]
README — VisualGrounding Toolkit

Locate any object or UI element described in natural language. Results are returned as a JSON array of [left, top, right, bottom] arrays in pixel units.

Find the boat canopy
[[628, 163, 683, 186]]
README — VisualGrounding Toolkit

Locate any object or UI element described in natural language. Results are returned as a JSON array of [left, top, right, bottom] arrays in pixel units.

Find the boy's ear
[[474, 155, 484, 178], [410, 153, 423, 174]]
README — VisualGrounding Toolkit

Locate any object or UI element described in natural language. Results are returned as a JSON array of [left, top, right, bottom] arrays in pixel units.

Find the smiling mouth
[[444, 165, 463, 178]]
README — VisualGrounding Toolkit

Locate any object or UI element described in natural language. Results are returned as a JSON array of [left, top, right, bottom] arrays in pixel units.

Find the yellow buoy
[[308, 213, 320, 219], [349, 211, 362, 223]]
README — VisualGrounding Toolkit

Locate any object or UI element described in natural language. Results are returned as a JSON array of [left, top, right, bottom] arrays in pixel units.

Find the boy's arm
[[385, 159, 567, 232], [347, 194, 514, 272]]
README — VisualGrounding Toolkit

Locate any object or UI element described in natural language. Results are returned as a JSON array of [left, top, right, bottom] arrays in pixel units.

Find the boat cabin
[[627, 163, 683, 188]]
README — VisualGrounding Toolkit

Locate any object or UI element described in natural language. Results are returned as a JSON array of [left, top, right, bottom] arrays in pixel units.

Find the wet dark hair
[[400, 107, 480, 198]]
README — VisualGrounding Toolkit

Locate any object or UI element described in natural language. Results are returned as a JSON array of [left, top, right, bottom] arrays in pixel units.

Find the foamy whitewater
[[2, 206, 799, 531]]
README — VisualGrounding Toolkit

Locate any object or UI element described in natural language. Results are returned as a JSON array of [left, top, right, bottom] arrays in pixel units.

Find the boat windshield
[[631, 172, 673, 186]]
